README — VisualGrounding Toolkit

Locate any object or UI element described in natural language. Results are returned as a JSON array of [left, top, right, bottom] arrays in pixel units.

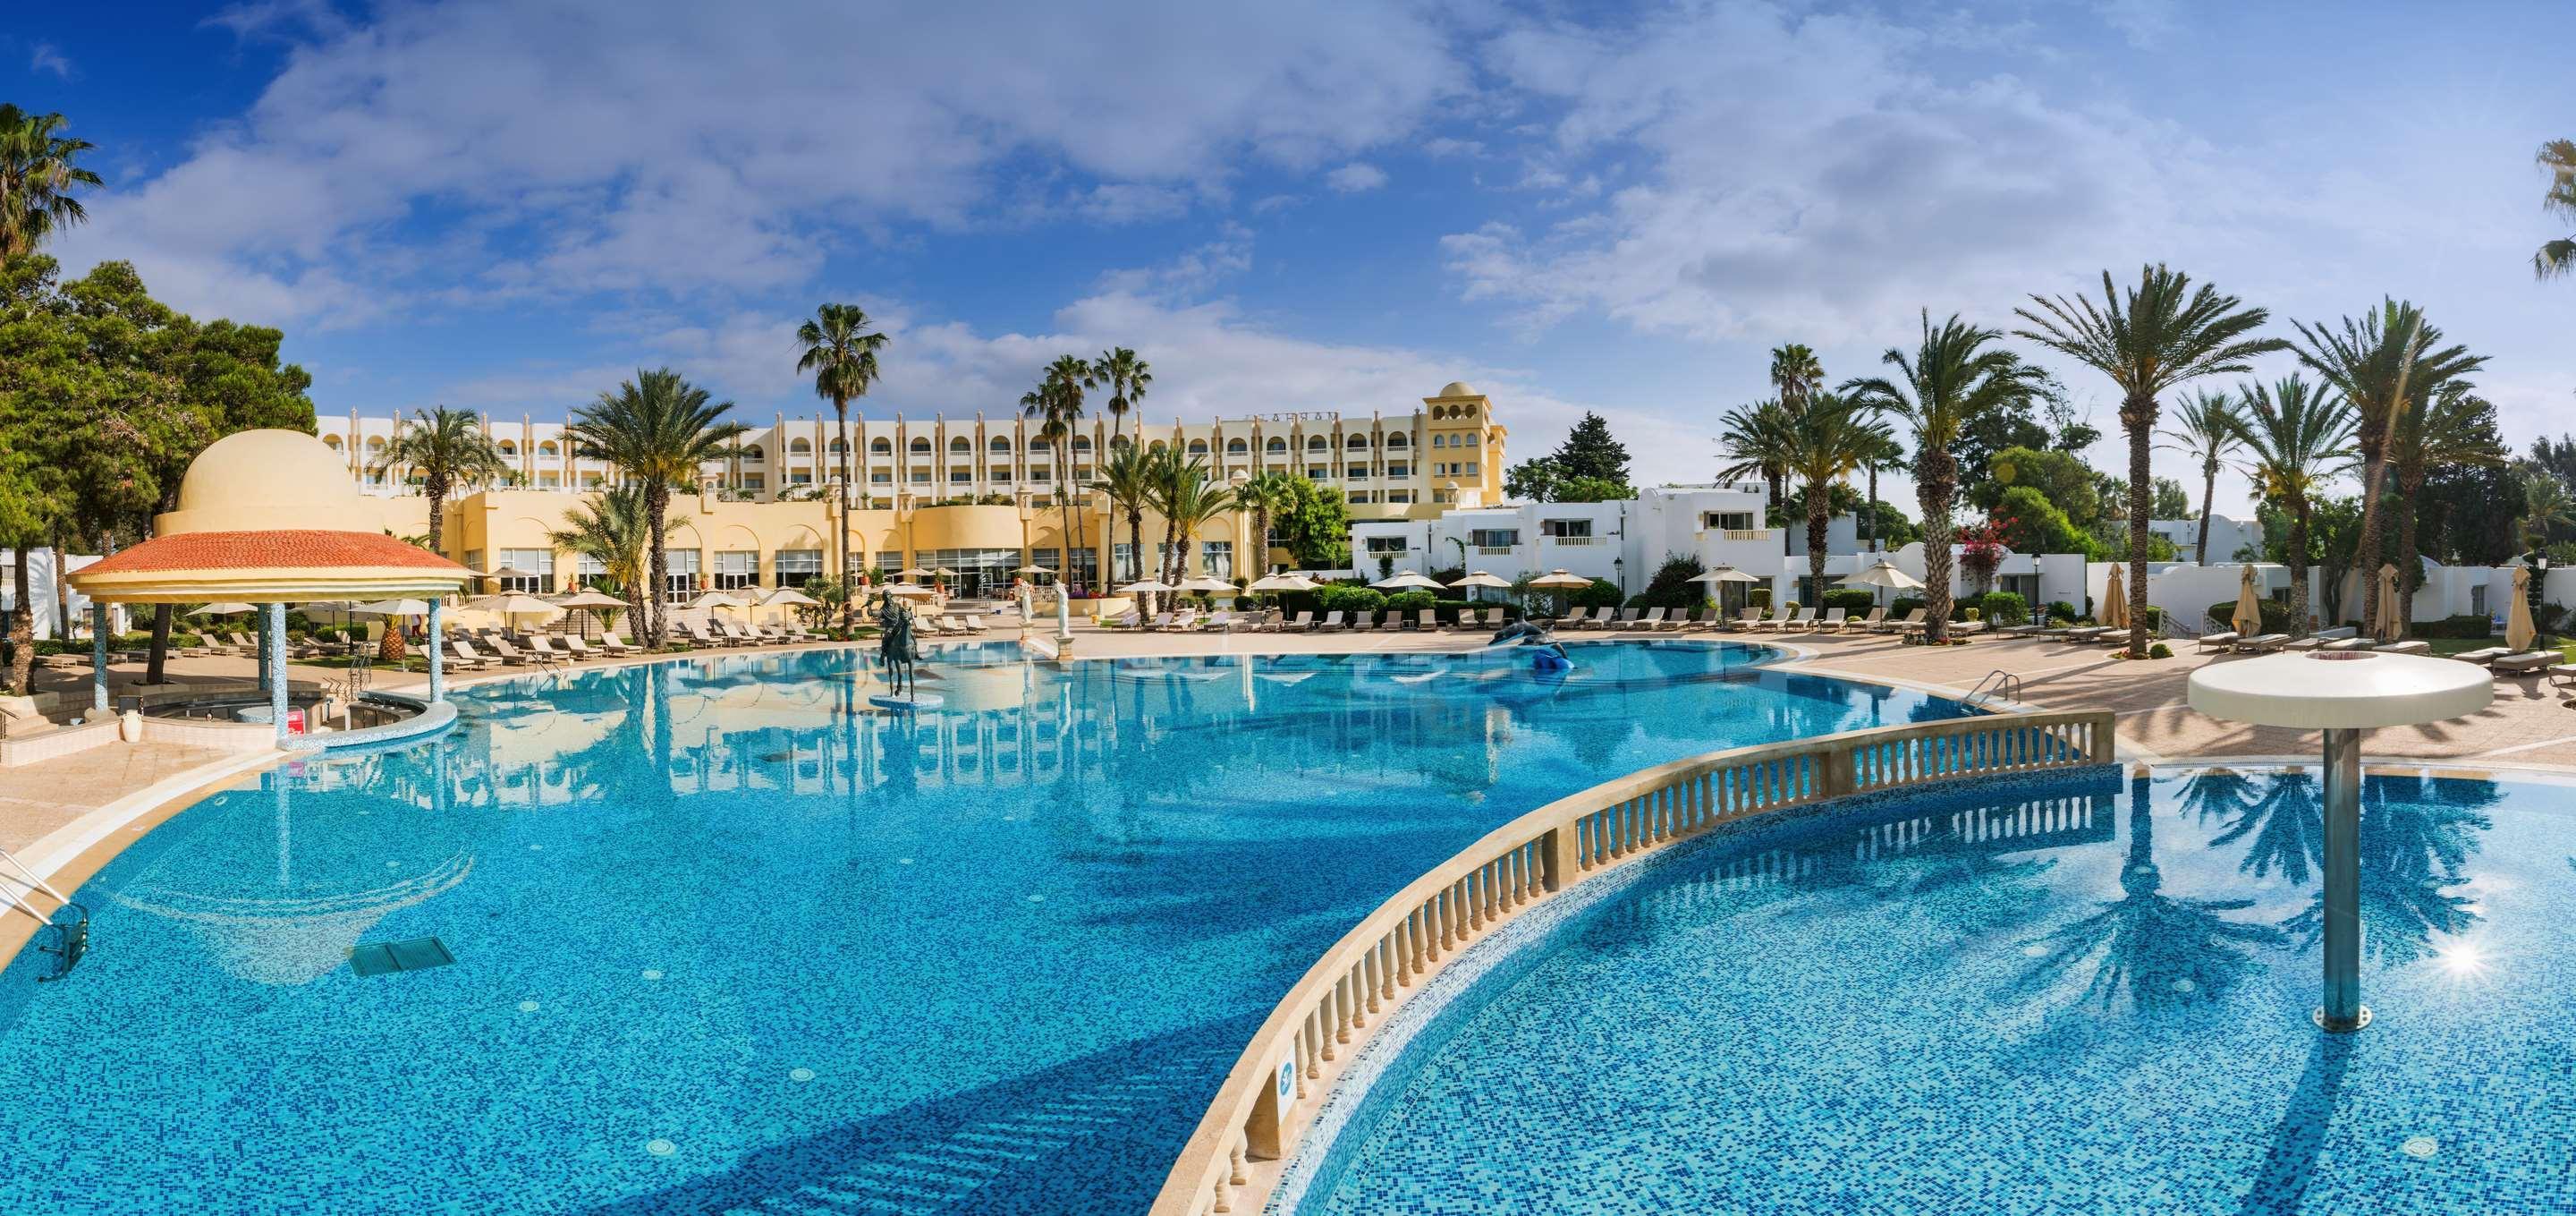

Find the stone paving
[[0, 739, 238, 854]]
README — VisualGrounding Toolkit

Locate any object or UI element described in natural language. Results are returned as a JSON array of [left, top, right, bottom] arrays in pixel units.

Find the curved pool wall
[[0, 641, 1970, 1214], [1284, 767, 2576, 1216]]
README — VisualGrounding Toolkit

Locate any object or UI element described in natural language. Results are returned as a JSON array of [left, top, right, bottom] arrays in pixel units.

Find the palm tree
[[2392, 385, 2505, 608], [1780, 393, 1889, 603], [1093, 346, 1152, 430], [1767, 344, 1823, 406], [1842, 311, 2050, 643], [1021, 358, 1092, 584], [2537, 139, 2576, 279], [1714, 399, 1797, 507], [1097, 442, 1158, 606], [2017, 266, 2286, 658], [794, 303, 889, 629], [0, 105, 102, 258], [1857, 432, 1904, 552], [2514, 465, 2575, 552], [371, 406, 511, 554], [2234, 375, 2355, 629], [2288, 300, 2485, 634], [566, 369, 748, 647], [1151, 450, 1229, 595], [1232, 471, 1298, 577], [548, 483, 684, 646], [2157, 390, 2242, 565]]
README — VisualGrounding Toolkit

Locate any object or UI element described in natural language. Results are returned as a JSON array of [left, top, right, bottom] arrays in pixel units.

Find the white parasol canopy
[[1248, 573, 1318, 592], [2231, 565, 2263, 637], [2101, 563, 2129, 630], [552, 590, 628, 610], [352, 598, 433, 617], [689, 591, 750, 611], [1836, 559, 1922, 591], [1689, 565, 1760, 585], [1117, 579, 1178, 594], [1448, 571, 1512, 589], [883, 582, 936, 599], [2507, 565, 2537, 651], [191, 601, 261, 617], [1371, 572, 1445, 591], [462, 592, 564, 617], [762, 586, 822, 608], [1529, 569, 1592, 589], [1175, 575, 1236, 593], [2374, 565, 2404, 642]]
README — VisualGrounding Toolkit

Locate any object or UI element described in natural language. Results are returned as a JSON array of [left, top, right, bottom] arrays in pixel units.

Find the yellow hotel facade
[[312, 383, 1506, 600]]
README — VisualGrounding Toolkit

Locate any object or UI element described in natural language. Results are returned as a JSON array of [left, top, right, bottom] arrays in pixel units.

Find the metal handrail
[[1964, 669, 2024, 708], [0, 846, 89, 982], [1150, 707, 2117, 1216]]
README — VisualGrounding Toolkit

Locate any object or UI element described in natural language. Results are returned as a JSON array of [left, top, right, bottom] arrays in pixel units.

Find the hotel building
[[309, 383, 1508, 601]]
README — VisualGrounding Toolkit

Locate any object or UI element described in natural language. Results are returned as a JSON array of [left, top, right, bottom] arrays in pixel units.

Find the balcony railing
[[1543, 535, 1601, 546], [1148, 707, 2117, 1216]]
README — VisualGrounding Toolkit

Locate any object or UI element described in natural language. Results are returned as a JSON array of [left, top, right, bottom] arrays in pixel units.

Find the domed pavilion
[[69, 429, 474, 744]]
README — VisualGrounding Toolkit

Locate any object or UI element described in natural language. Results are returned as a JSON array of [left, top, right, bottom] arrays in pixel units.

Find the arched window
[[828, 438, 846, 454], [1226, 438, 1248, 454], [1346, 434, 1369, 449], [1266, 438, 1287, 454], [870, 438, 892, 455], [910, 437, 932, 454], [949, 437, 970, 453], [740, 445, 764, 462], [1187, 439, 1208, 455], [496, 439, 517, 455], [1306, 436, 1327, 452], [1385, 433, 1408, 448], [323, 434, 343, 450], [1072, 437, 1093, 453], [790, 438, 813, 455], [367, 437, 386, 451], [538, 441, 558, 457], [989, 436, 1012, 453]]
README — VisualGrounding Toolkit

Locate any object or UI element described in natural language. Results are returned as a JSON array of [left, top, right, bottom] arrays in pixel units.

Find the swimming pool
[[1285, 767, 2576, 1215], [0, 640, 1972, 1213]]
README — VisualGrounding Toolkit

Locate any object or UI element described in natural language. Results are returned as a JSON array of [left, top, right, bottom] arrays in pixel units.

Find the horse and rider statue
[[876, 589, 921, 697]]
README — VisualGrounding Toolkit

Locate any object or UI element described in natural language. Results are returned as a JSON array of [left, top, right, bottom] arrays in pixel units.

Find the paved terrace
[[12, 618, 2576, 862]]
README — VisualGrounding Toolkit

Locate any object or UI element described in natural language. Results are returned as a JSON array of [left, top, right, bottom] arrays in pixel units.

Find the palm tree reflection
[[2274, 774, 2496, 967], [2012, 777, 2285, 1011]]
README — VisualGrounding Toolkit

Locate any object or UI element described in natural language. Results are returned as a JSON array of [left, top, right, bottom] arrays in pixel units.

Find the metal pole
[[90, 602, 108, 712], [268, 602, 290, 748], [428, 600, 445, 702], [2316, 726, 2368, 1031]]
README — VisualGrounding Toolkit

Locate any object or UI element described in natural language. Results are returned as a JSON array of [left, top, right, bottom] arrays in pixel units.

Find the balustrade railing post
[[1819, 744, 1855, 798], [1542, 824, 1578, 892]]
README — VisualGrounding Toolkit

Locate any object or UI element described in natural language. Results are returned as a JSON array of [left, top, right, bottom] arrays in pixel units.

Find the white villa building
[[2148, 514, 2267, 561]]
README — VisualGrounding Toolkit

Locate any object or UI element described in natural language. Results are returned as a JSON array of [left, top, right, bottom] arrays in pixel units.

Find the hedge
[[2205, 599, 2295, 636]]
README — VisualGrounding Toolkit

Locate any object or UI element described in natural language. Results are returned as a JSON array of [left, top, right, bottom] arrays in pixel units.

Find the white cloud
[[61, 0, 1469, 325], [1326, 162, 1390, 193], [29, 42, 73, 78]]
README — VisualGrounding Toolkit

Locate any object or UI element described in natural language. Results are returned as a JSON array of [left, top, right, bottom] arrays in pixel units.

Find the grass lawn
[[2419, 637, 2576, 660]]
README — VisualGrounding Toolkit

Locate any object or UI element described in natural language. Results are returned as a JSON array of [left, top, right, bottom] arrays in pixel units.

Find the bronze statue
[[876, 591, 919, 697]]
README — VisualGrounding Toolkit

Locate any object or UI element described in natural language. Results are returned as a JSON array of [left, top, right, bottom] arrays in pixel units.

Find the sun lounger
[[1203, 610, 1237, 633], [1653, 608, 1688, 632], [1778, 608, 1819, 632], [2195, 631, 2240, 651], [2491, 651, 2555, 676], [1949, 621, 1987, 637], [601, 633, 635, 656], [2320, 637, 2375, 651], [2550, 664, 2576, 692], [524, 635, 571, 666], [1745, 608, 1786, 633], [1811, 608, 1845, 633], [559, 635, 598, 659], [1318, 610, 1347, 632], [489, 635, 554, 667], [1283, 610, 1314, 632], [1610, 608, 1660, 632], [446, 640, 496, 670], [1554, 608, 1588, 629], [2282, 627, 2359, 651], [1168, 610, 1200, 633], [2233, 633, 2292, 653], [1845, 607, 1888, 634], [1874, 609, 1926, 634], [682, 620, 724, 648], [2372, 640, 2429, 655], [1141, 612, 1174, 632], [2452, 647, 2512, 666]]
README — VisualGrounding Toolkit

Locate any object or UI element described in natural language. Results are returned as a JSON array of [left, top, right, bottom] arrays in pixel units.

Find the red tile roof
[[80, 530, 472, 575]]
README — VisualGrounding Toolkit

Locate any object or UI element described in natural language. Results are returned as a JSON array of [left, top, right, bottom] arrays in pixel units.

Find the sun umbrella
[[895, 567, 933, 579], [1835, 559, 1922, 591], [1371, 572, 1445, 591], [475, 565, 538, 582], [2100, 563, 2129, 630], [352, 599, 433, 617], [1529, 569, 1592, 589], [463, 592, 564, 617], [883, 582, 936, 599], [2375, 565, 2404, 642], [552, 590, 628, 610], [1176, 575, 1235, 593], [1117, 579, 1177, 594], [2507, 565, 2537, 651], [762, 587, 822, 608], [689, 590, 750, 611], [2231, 565, 2263, 637], [1448, 571, 1512, 590], [190, 601, 261, 617], [1013, 565, 1050, 575], [1688, 565, 1760, 585], [1248, 573, 1318, 592], [932, 567, 959, 578]]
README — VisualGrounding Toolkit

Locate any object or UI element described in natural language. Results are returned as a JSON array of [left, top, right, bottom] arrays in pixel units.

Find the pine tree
[[1550, 412, 1631, 486]]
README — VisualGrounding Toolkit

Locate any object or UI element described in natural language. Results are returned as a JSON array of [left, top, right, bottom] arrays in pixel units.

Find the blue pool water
[[1291, 769, 2576, 1216], [0, 640, 1970, 1214]]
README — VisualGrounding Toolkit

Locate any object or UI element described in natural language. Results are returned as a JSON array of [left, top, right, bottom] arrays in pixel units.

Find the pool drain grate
[[349, 936, 455, 977]]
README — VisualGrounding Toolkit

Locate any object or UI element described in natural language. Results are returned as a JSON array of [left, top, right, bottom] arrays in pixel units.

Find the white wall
[[0, 550, 114, 638]]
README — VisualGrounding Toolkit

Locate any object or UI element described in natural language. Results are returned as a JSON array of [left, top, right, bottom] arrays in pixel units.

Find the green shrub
[[1317, 583, 1386, 615], [1891, 595, 1926, 619], [1383, 590, 1437, 614], [2411, 614, 2494, 640], [1966, 591, 2028, 625], [1748, 586, 1773, 609], [2046, 599, 2080, 625], [2204, 599, 2294, 635], [1572, 577, 1624, 608], [1629, 555, 1708, 610], [1821, 588, 1877, 612], [2148, 642, 2174, 659]]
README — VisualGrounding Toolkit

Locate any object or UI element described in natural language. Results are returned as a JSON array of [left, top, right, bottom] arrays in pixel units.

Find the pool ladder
[[1963, 669, 2024, 709], [0, 847, 89, 982]]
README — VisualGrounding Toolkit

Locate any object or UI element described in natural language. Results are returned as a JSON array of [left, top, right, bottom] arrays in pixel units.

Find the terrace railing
[[1150, 707, 2116, 1216]]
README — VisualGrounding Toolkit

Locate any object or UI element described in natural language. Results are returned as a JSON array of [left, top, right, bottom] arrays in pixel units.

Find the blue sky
[[6, 0, 2572, 512]]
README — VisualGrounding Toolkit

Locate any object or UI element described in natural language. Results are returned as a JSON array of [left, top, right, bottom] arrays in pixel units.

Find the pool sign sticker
[[285, 708, 306, 736], [1277, 1058, 1294, 1101]]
